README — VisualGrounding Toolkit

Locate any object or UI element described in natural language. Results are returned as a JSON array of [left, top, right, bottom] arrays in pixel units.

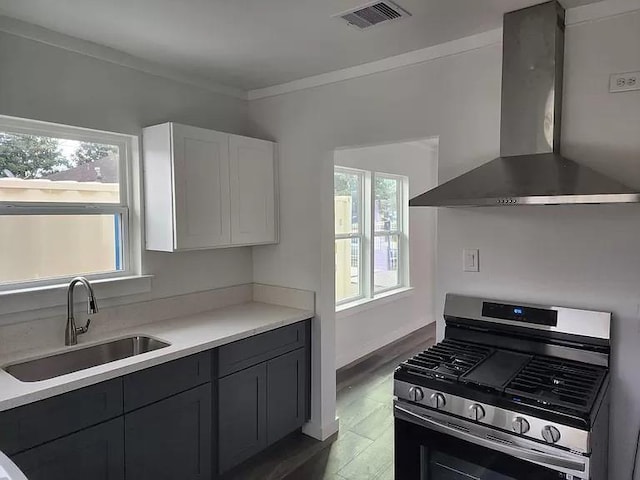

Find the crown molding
[[248, 0, 640, 100], [248, 28, 503, 100], [0, 14, 247, 100], [1, 0, 638, 103], [565, 0, 640, 26]]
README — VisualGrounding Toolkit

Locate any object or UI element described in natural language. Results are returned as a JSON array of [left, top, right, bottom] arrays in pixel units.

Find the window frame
[[0, 114, 135, 291], [372, 172, 405, 296], [334, 166, 366, 305], [334, 166, 409, 308]]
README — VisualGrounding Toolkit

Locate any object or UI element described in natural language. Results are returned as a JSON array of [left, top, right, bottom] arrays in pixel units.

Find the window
[[334, 166, 408, 306], [0, 115, 134, 289], [374, 175, 403, 293], [334, 168, 364, 303]]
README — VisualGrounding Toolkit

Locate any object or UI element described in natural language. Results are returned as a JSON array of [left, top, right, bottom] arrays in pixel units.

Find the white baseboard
[[302, 417, 340, 441], [336, 320, 433, 369]]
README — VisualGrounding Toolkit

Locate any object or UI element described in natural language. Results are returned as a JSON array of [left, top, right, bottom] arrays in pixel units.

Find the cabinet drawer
[[0, 379, 123, 455], [218, 321, 307, 377], [12, 417, 125, 480], [124, 351, 211, 412]]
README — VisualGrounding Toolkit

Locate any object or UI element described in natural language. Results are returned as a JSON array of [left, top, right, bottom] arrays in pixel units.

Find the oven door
[[394, 402, 589, 480]]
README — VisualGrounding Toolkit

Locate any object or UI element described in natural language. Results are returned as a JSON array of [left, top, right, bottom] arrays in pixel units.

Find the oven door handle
[[395, 404, 587, 474]]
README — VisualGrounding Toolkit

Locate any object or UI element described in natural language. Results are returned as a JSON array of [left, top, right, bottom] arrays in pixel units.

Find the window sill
[[336, 287, 414, 318], [0, 275, 153, 324]]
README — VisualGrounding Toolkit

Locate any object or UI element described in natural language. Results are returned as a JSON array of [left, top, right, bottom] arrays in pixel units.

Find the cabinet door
[[125, 384, 212, 480], [172, 124, 231, 249], [12, 418, 124, 480], [229, 135, 276, 245], [218, 363, 267, 473], [267, 348, 307, 445]]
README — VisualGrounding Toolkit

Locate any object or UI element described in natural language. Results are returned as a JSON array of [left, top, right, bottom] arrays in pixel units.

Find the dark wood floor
[[224, 323, 436, 480]]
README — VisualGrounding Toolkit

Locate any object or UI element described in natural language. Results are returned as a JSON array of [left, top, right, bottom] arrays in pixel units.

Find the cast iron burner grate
[[400, 339, 493, 381], [505, 356, 607, 412]]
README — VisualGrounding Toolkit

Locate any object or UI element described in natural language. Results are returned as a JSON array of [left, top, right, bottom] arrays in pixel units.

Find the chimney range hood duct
[[409, 1, 640, 207]]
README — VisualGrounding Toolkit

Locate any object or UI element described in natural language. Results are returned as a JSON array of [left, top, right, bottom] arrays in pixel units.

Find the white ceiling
[[0, 0, 601, 91]]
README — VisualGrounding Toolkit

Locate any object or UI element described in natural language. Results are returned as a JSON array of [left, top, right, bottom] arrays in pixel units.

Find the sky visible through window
[[0, 131, 119, 183]]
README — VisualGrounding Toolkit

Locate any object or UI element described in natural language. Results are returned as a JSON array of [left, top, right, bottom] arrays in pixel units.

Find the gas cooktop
[[395, 293, 611, 432], [394, 293, 611, 480], [395, 339, 608, 424]]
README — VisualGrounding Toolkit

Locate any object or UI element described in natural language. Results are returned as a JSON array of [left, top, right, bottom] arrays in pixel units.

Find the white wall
[[249, 40, 501, 439], [436, 11, 640, 479], [249, 7, 640, 477], [333, 140, 438, 368], [0, 30, 253, 306]]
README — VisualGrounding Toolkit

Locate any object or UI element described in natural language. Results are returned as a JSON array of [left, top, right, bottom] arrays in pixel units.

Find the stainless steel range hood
[[410, 1, 640, 207]]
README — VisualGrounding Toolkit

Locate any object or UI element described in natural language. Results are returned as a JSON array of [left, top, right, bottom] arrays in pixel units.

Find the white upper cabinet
[[143, 123, 278, 252], [229, 135, 276, 245], [173, 124, 231, 250]]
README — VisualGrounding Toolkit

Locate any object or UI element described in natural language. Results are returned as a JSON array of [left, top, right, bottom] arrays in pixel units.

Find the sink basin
[[4, 336, 170, 382]]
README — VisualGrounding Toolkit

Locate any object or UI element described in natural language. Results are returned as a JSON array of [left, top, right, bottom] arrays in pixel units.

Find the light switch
[[463, 249, 479, 272]]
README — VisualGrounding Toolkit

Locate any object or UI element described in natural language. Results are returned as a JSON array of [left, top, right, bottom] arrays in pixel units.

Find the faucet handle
[[76, 318, 91, 335]]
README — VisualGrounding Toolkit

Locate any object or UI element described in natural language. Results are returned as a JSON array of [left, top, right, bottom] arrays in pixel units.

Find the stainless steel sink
[[4, 336, 170, 382]]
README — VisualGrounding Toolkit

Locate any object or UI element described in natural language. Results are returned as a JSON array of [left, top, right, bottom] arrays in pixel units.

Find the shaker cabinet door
[[229, 135, 276, 245], [124, 384, 212, 480], [267, 348, 307, 445], [218, 363, 267, 473], [172, 124, 231, 249]]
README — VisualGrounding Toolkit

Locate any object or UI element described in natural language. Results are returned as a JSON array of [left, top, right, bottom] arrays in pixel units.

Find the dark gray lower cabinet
[[267, 348, 307, 444], [218, 345, 309, 474], [12, 417, 124, 480], [0, 379, 123, 456], [125, 384, 212, 480], [218, 362, 267, 473], [1, 320, 311, 479]]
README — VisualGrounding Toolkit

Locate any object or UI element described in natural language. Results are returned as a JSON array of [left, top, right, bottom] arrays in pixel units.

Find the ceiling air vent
[[336, 1, 411, 30]]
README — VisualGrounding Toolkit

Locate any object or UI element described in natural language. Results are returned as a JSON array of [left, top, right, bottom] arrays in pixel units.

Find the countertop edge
[[0, 303, 314, 412]]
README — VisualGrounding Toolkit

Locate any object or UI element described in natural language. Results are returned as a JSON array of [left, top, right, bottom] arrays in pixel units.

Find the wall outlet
[[463, 249, 479, 272], [610, 71, 640, 93]]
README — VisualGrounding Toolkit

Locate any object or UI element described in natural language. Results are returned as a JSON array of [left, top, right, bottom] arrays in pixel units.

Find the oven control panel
[[394, 380, 589, 453]]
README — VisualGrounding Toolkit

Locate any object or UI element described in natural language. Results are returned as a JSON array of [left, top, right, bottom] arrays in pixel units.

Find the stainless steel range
[[393, 294, 611, 480]]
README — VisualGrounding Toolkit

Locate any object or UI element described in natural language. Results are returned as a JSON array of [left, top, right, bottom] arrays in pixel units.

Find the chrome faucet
[[65, 277, 99, 346]]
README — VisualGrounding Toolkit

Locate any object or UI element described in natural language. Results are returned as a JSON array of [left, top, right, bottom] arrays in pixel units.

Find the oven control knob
[[408, 386, 424, 402], [430, 393, 446, 409], [541, 425, 561, 444], [468, 404, 485, 421], [512, 417, 530, 435]]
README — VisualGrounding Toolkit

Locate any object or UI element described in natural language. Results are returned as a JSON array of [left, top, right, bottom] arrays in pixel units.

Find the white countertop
[[0, 450, 27, 480], [0, 301, 314, 412]]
